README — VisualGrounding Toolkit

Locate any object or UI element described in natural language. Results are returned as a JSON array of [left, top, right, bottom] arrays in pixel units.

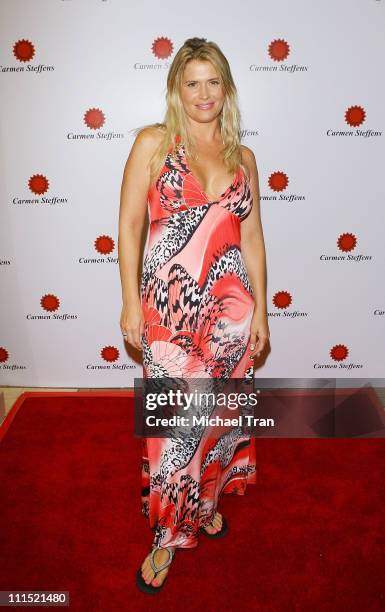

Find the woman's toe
[[206, 522, 217, 533], [141, 558, 154, 583], [204, 513, 221, 533], [143, 570, 152, 584], [151, 567, 167, 587], [213, 512, 222, 530]]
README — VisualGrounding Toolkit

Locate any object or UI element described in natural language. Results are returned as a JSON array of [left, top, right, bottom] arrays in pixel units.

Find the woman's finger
[[249, 331, 258, 358]]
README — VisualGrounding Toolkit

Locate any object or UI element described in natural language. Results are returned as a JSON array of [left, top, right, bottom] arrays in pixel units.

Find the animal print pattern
[[140, 135, 257, 548]]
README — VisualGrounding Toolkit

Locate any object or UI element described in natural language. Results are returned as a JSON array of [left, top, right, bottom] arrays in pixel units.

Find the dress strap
[[167, 133, 181, 155]]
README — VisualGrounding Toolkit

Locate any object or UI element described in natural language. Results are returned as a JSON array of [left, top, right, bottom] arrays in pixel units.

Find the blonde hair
[[131, 37, 246, 186]]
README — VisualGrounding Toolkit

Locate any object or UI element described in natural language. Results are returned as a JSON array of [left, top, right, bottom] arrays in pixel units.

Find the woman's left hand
[[249, 309, 270, 359]]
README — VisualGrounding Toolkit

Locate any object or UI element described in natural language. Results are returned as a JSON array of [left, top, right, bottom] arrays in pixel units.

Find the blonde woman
[[118, 37, 269, 594]]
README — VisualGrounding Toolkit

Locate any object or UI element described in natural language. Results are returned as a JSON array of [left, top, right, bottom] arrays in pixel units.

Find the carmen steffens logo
[[0, 39, 54, 74], [67, 107, 124, 142], [78, 235, 118, 265], [320, 233, 372, 262], [327, 105, 381, 138], [11, 174, 68, 207], [262, 170, 305, 204], [314, 344, 363, 371], [250, 38, 308, 73], [269, 291, 308, 319], [133, 37, 174, 70]]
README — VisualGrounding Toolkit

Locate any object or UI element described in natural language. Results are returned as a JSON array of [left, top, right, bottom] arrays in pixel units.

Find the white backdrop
[[0, 0, 384, 387]]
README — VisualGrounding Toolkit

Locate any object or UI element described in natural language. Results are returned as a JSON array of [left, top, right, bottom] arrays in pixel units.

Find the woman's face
[[180, 59, 225, 125]]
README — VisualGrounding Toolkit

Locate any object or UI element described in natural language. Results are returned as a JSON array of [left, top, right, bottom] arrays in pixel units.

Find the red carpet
[[0, 391, 384, 611]]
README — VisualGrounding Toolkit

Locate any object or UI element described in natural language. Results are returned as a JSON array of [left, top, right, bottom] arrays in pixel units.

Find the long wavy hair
[[131, 37, 246, 186]]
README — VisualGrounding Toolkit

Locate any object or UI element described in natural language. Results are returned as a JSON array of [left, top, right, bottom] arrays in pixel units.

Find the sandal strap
[[149, 546, 174, 575]]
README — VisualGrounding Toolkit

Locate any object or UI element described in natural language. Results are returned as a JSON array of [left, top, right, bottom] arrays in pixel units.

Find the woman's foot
[[202, 511, 223, 535], [140, 545, 176, 588]]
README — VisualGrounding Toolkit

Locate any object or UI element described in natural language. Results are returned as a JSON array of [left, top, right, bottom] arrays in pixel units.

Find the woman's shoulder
[[135, 123, 166, 147], [240, 144, 257, 180], [240, 144, 256, 163], [129, 125, 167, 167]]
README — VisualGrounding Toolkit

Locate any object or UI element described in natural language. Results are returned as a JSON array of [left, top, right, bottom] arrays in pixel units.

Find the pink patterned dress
[[140, 134, 257, 549]]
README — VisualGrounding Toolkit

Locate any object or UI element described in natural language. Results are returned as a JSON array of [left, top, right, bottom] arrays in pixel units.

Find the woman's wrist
[[253, 302, 267, 316], [122, 294, 141, 307]]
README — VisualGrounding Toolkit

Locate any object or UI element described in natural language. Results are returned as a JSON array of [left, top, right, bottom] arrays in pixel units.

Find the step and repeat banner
[[0, 0, 384, 387]]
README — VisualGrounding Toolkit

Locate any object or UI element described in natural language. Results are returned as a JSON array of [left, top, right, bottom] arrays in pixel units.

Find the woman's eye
[[187, 81, 220, 87]]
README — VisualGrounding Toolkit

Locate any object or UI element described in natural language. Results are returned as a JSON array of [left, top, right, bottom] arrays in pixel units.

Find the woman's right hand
[[120, 301, 144, 351]]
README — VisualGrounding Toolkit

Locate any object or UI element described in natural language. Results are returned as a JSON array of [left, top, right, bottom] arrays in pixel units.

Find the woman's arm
[[118, 127, 159, 349], [240, 145, 270, 358]]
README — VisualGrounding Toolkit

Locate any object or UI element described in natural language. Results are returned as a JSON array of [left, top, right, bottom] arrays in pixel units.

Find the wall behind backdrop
[[0, 0, 384, 388]]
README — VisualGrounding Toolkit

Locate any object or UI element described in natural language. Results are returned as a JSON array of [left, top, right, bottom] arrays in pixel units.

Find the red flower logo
[[330, 344, 349, 361], [29, 174, 49, 195], [345, 106, 366, 127], [101, 346, 119, 362], [84, 108, 105, 130], [268, 171, 289, 192], [273, 291, 292, 309], [0, 347, 9, 363], [40, 294, 60, 312], [152, 37, 173, 59], [94, 235, 115, 255], [268, 39, 290, 62], [13, 39, 35, 62], [337, 233, 357, 252]]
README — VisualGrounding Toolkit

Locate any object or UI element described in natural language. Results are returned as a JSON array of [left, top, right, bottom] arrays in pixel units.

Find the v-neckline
[[180, 142, 240, 204]]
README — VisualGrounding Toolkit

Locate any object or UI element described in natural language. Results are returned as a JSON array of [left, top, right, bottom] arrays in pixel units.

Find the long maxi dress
[[140, 134, 257, 549]]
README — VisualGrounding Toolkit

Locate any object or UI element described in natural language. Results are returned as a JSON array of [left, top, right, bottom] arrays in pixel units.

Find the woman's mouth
[[196, 103, 214, 110]]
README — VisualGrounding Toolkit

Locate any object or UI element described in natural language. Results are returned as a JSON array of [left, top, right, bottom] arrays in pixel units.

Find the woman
[[118, 37, 269, 594]]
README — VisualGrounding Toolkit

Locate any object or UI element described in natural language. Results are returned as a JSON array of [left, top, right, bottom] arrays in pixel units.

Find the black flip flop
[[200, 515, 229, 539], [136, 545, 175, 595]]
